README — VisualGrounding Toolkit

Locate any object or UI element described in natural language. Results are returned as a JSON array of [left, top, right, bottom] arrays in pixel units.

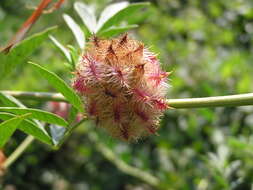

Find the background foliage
[[1, 0, 253, 189]]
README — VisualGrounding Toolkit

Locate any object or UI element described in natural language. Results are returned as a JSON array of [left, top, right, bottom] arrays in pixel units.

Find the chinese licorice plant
[[0, 1, 253, 189]]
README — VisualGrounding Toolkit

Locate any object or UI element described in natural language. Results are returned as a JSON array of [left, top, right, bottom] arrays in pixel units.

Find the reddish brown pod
[[72, 34, 170, 142]]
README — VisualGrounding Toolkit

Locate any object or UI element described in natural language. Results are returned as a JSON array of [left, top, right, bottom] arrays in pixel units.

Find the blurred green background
[[1, 0, 253, 189]]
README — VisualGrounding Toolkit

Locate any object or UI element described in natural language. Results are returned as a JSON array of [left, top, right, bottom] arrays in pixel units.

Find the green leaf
[[95, 1, 129, 32], [63, 14, 85, 49], [98, 25, 138, 37], [0, 92, 25, 108], [74, 2, 97, 34], [29, 62, 84, 113], [96, 2, 149, 33], [0, 112, 52, 145], [68, 106, 78, 124], [0, 113, 30, 148], [0, 92, 52, 144], [0, 107, 68, 127], [0, 26, 57, 78], [49, 35, 72, 63], [68, 45, 79, 70]]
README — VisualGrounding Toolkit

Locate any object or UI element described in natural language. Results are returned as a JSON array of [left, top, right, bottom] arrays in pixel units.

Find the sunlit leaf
[[63, 14, 85, 49], [96, 2, 149, 33], [0, 92, 52, 144], [74, 2, 97, 33], [95, 1, 129, 33], [0, 112, 52, 145], [0, 26, 57, 78], [0, 107, 68, 127], [0, 113, 30, 148], [68, 106, 78, 124], [49, 35, 72, 63], [29, 62, 84, 113], [68, 45, 79, 70]]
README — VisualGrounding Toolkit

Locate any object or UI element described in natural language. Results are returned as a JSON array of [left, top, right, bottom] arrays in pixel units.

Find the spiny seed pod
[[72, 34, 170, 142]]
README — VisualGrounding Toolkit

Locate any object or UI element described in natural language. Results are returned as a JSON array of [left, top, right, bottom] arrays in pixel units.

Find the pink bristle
[[110, 66, 124, 79], [110, 66, 129, 87], [73, 77, 90, 94], [145, 125, 156, 134], [135, 108, 149, 122], [152, 98, 168, 110], [132, 88, 150, 102], [116, 69, 123, 79], [84, 55, 100, 79], [148, 71, 169, 87], [144, 48, 158, 64]]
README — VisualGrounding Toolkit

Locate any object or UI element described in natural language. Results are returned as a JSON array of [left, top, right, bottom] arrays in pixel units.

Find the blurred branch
[[1, 91, 67, 102], [2, 91, 253, 109], [87, 132, 162, 188], [2, 135, 34, 169], [1, 0, 65, 53], [26, 0, 65, 14]]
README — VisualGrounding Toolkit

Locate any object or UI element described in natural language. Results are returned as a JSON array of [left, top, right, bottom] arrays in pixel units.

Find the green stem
[[2, 91, 253, 109], [3, 135, 34, 169], [166, 93, 253, 108], [1, 91, 66, 102]]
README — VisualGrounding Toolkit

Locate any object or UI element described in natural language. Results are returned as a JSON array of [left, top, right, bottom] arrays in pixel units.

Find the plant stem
[[3, 135, 34, 169], [166, 93, 253, 108], [1, 91, 66, 102], [2, 91, 253, 109]]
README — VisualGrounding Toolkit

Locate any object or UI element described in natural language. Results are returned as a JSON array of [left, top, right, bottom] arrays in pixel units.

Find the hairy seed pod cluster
[[72, 34, 170, 142]]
